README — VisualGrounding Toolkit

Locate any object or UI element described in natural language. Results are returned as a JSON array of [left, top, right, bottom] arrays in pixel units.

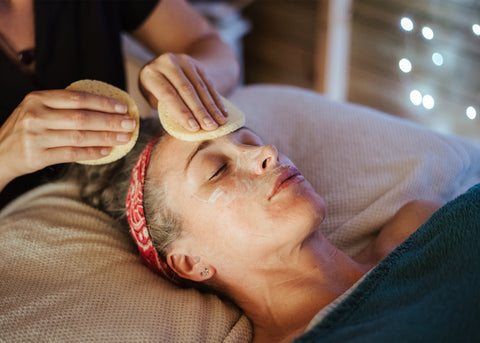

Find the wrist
[[0, 164, 18, 194]]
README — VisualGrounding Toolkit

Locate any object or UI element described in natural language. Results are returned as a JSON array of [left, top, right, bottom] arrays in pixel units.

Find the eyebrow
[[184, 140, 212, 173]]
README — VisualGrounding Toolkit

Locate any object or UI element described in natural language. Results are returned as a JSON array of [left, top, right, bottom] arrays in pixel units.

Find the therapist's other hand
[[139, 52, 228, 132], [0, 89, 136, 185]]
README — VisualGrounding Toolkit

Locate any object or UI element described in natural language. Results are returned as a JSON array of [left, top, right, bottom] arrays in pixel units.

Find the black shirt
[[0, 0, 158, 208]]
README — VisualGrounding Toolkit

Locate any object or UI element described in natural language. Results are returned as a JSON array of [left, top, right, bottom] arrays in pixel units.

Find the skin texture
[[146, 128, 441, 343], [0, 0, 239, 192]]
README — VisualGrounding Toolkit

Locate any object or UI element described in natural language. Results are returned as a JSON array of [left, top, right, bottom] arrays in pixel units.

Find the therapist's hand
[[139, 52, 228, 132], [0, 89, 137, 191]]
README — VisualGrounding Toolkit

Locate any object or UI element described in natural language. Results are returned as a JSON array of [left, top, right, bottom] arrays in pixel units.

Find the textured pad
[[66, 80, 139, 165], [158, 96, 245, 141]]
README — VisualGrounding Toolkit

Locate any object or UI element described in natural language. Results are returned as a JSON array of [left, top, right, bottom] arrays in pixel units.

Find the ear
[[167, 253, 215, 282]]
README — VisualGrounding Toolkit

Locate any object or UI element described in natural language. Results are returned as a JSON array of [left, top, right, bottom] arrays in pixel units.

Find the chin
[[303, 196, 326, 228], [297, 182, 326, 222], [283, 191, 327, 238]]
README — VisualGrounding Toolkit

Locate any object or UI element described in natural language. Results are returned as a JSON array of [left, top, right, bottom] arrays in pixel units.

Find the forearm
[[186, 34, 240, 95], [131, 0, 240, 96]]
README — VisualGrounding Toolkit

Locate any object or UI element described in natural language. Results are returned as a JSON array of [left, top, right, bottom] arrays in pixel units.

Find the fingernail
[[101, 148, 111, 155], [121, 118, 136, 130], [203, 118, 218, 128], [188, 119, 200, 130], [117, 133, 131, 142], [223, 107, 229, 117], [115, 103, 128, 113], [217, 115, 227, 125]]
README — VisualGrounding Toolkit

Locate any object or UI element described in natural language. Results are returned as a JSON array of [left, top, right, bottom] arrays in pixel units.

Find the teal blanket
[[296, 183, 480, 342]]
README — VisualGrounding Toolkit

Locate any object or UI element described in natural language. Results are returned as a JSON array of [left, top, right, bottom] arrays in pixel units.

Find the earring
[[201, 268, 209, 277]]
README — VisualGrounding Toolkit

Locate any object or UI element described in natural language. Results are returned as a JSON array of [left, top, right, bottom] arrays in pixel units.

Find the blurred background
[[127, 0, 480, 143]]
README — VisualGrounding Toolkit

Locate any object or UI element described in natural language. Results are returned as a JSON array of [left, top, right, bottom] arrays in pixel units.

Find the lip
[[268, 166, 304, 200]]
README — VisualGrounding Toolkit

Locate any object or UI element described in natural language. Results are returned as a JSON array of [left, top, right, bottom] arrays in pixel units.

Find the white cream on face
[[194, 162, 287, 206], [208, 187, 225, 203]]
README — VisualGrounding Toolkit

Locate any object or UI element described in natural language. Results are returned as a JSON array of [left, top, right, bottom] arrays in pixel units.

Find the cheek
[[195, 181, 326, 237], [195, 176, 270, 206], [185, 197, 264, 250]]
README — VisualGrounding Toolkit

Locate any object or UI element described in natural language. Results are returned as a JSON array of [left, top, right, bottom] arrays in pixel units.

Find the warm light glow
[[410, 90, 422, 106], [422, 94, 435, 109], [400, 17, 414, 32], [466, 106, 477, 120], [432, 52, 444, 66], [399, 58, 412, 73], [473, 24, 480, 36], [422, 26, 434, 40]]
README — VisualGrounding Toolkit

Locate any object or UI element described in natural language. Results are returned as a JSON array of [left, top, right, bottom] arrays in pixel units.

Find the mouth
[[268, 166, 304, 200]]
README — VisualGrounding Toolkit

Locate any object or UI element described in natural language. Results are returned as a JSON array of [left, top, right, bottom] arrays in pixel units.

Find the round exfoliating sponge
[[66, 80, 140, 165], [158, 96, 245, 142]]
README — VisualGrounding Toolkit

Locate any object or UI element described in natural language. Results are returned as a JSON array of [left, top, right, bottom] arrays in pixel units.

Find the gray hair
[[143, 175, 182, 258], [66, 124, 181, 260], [67, 124, 227, 296]]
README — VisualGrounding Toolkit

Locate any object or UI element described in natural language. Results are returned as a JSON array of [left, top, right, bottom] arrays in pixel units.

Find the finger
[[37, 108, 136, 132], [164, 61, 219, 131], [194, 66, 228, 121], [43, 146, 112, 165], [145, 72, 202, 132], [183, 66, 226, 126], [29, 89, 128, 114], [42, 129, 133, 149]]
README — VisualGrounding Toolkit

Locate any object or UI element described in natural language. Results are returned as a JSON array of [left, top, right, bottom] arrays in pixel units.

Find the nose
[[252, 144, 278, 175]]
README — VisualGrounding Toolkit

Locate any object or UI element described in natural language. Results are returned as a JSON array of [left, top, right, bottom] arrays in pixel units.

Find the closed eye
[[209, 164, 227, 180]]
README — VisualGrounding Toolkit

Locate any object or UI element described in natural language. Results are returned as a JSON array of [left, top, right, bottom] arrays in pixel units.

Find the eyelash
[[209, 164, 227, 181]]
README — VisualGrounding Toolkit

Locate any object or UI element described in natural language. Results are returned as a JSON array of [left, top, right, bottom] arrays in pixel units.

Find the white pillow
[[1, 84, 479, 342], [229, 85, 480, 255], [0, 182, 252, 342]]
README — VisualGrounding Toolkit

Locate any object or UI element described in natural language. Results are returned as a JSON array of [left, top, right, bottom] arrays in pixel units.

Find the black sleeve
[[118, 0, 160, 32]]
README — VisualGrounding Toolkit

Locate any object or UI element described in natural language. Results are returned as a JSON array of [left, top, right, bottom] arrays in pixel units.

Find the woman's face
[[149, 128, 326, 274]]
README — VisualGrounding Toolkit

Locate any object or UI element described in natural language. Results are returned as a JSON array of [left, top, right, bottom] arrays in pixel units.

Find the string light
[[409, 90, 422, 106], [400, 17, 414, 31], [421, 26, 434, 40], [432, 52, 444, 66], [473, 24, 480, 36], [399, 13, 479, 141], [466, 106, 477, 120], [399, 58, 412, 73], [422, 94, 435, 110]]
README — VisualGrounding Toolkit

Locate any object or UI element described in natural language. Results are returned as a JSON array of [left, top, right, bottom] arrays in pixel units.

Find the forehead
[[149, 135, 193, 177]]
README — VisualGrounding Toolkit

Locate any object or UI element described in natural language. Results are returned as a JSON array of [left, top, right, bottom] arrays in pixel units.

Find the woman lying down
[[71, 121, 480, 343]]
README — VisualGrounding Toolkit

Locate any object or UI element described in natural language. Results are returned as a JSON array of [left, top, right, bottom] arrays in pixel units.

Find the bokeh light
[[432, 52, 444, 66], [422, 94, 435, 109], [400, 17, 414, 31], [410, 90, 422, 106], [422, 26, 434, 40], [466, 106, 477, 120], [473, 24, 480, 36], [399, 58, 412, 73]]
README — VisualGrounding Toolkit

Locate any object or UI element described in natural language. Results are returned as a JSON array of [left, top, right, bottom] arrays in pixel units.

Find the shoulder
[[355, 199, 442, 265]]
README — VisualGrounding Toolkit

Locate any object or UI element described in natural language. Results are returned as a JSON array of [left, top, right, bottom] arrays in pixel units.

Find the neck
[[228, 230, 368, 343]]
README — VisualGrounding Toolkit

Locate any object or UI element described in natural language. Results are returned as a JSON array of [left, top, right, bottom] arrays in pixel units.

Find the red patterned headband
[[126, 136, 183, 285]]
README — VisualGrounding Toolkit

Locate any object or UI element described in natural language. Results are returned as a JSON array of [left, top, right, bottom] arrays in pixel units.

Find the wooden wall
[[242, 0, 480, 142], [349, 0, 480, 135], [243, 0, 328, 91]]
